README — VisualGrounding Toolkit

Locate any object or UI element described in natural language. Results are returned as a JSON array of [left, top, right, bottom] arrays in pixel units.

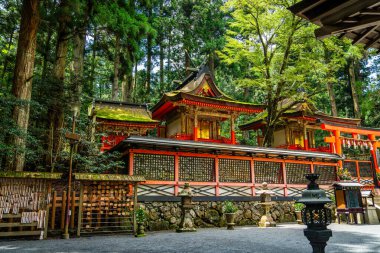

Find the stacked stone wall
[[139, 201, 297, 231]]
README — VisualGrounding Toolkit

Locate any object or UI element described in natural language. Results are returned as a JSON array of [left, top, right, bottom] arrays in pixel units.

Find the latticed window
[[179, 156, 215, 182], [314, 165, 336, 184], [359, 162, 373, 177], [285, 163, 311, 184], [219, 159, 251, 183], [134, 154, 175, 181], [343, 161, 358, 177], [254, 161, 283, 184]]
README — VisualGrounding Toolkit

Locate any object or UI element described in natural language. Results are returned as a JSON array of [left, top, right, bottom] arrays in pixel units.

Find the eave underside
[[289, 0, 380, 50]]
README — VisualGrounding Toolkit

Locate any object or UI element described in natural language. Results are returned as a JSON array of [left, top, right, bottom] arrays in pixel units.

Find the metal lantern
[[297, 173, 332, 253]]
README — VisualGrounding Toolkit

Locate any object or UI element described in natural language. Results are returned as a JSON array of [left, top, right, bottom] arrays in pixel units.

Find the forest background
[[1, 0, 380, 173]]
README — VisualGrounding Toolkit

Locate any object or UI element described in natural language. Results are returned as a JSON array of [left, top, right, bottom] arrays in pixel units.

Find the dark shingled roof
[[289, 0, 380, 50], [112, 135, 343, 161]]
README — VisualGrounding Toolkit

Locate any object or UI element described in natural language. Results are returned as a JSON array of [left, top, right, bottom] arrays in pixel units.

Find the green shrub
[[223, 201, 238, 213], [294, 203, 305, 212], [135, 207, 146, 223]]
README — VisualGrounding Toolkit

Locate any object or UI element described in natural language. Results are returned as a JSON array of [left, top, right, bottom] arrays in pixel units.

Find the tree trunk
[[121, 73, 127, 102], [159, 1, 164, 89], [72, 27, 86, 109], [89, 26, 97, 96], [7, 0, 40, 171], [146, 33, 152, 93], [41, 29, 53, 81], [46, 0, 70, 169], [146, 7, 152, 94], [159, 39, 164, 88], [112, 34, 120, 100], [326, 81, 338, 117], [348, 61, 361, 119], [207, 51, 215, 76], [1, 26, 15, 81], [72, 0, 90, 109]]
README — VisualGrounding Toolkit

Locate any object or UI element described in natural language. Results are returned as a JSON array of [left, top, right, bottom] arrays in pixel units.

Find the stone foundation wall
[[139, 201, 297, 231]]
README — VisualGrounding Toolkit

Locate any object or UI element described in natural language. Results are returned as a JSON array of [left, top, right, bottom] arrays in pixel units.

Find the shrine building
[[87, 64, 380, 198], [92, 66, 380, 198], [88, 100, 159, 152]]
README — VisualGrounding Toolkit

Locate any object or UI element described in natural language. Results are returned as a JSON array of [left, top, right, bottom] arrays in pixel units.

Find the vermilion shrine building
[[92, 66, 380, 198]]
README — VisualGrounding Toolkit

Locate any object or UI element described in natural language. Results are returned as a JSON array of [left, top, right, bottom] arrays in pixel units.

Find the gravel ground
[[0, 223, 379, 253]]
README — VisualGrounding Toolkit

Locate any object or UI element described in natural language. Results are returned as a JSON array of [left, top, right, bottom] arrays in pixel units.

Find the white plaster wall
[[273, 129, 286, 147], [166, 118, 181, 137]]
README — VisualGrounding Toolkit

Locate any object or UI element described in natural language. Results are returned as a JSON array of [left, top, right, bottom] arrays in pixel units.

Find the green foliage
[[135, 207, 147, 223], [294, 203, 305, 212], [337, 167, 352, 181], [223, 200, 238, 213]]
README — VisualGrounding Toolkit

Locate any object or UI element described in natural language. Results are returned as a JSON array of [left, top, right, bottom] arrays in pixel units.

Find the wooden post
[[70, 191, 75, 229], [174, 154, 179, 196], [250, 159, 255, 196], [77, 184, 84, 237], [51, 191, 57, 229], [181, 111, 186, 134], [129, 152, 134, 194], [282, 162, 287, 196], [334, 130, 343, 167], [230, 115, 236, 144], [368, 134, 379, 173], [193, 112, 198, 141], [215, 157, 219, 196], [44, 183, 52, 239], [61, 191, 66, 230], [133, 183, 138, 234], [303, 123, 308, 150], [129, 152, 134, 176], [356, 160, 360, 183]]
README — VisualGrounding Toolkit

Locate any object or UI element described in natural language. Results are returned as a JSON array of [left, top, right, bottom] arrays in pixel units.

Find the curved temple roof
[[89, 100, 159, 124], [151, 66, 264, 119], [113, 136, 343, 161]]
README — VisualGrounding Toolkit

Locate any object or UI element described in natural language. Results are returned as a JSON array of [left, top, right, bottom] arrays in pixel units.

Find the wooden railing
[[129, 149, 339, 197]]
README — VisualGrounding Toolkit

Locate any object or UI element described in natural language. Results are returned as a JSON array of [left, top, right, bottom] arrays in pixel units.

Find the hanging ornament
[[347, 139, 351, 148], [353, 140, 357, 149], [343, 139, 347, 148], [364, 141, 368, 149], [370, 142, 374, 151]]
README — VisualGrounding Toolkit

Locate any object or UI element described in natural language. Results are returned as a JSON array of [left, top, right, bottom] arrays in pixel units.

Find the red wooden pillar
[[193, 112, 198, 141], [303, 124, 308, 150], [129, 152, 134, 176], [250, 159, 255, 196], [368, 134, 379, 173], [334, 130, 343, 167], [174, 154, 179, 196], [230, 115, 236, 144], [356, 160, 360, 183], [129, 152, 134, 194], [215, 157, 219, 196]]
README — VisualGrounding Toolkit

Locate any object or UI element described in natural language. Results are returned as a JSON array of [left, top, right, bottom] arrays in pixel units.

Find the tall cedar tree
[[7, 0, 40, 171]]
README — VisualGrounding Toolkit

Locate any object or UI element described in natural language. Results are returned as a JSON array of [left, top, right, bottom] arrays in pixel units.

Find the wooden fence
[[48, 191, 80, 231], [128, 149, 341, 197]]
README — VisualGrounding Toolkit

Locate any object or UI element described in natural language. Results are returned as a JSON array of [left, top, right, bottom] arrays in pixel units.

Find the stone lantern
[[256, 182, 276, 227], [297, 174, 332, 253], [176, 183, 196, 232]]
